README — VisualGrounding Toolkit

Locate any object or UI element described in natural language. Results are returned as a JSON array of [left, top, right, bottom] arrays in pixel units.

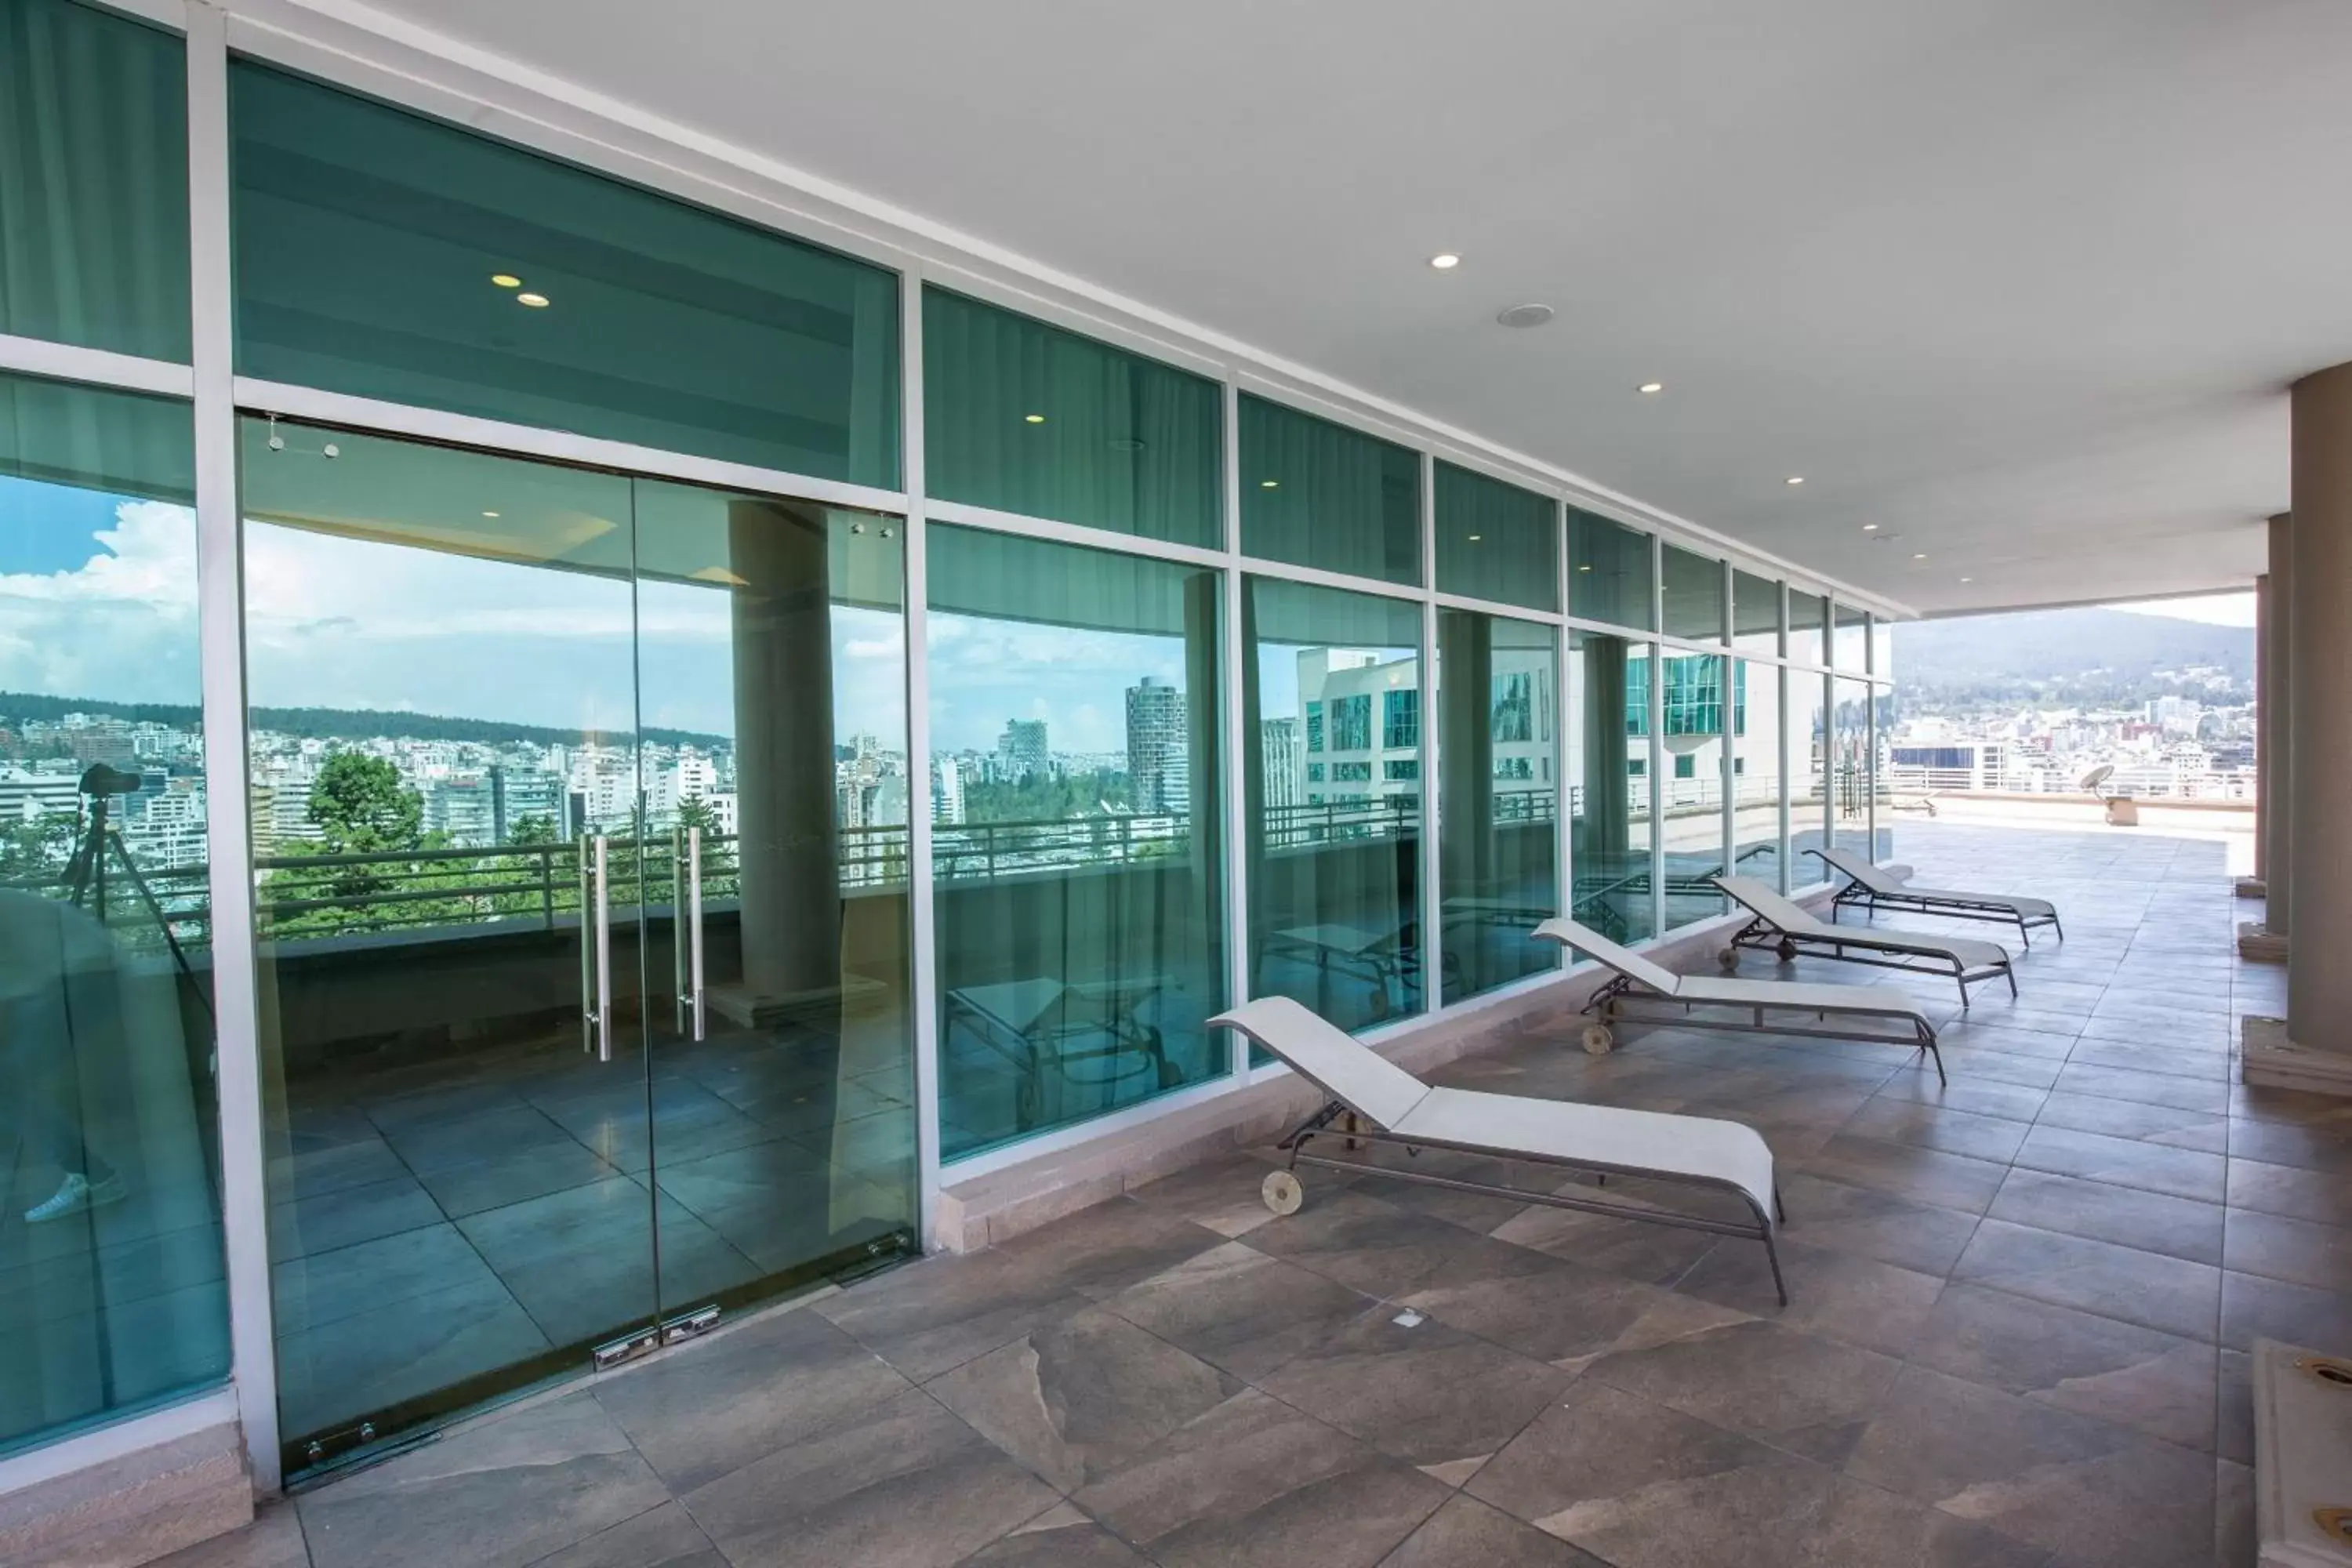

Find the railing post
[[541, 842, 556, 931]]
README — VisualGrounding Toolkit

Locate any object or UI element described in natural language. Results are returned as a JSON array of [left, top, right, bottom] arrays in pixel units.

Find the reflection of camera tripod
[[61, 765, 211, 1020]]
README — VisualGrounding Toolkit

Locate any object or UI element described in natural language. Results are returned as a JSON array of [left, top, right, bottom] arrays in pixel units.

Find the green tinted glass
[[1733, 569, 1780, 656], [1568, 508, 1653, 630], [1240, 395, 1420, 584], [1661, 544, 1723, 641], [1437, 610, 1558, 1001], [1788, 588, 1828, 663], [1569, 630, 1652, 947], [0, 0, 189, 360], [924, 289, 1219, 546], [1435, 463, 1555, 612], [230, 61, 900, 485]]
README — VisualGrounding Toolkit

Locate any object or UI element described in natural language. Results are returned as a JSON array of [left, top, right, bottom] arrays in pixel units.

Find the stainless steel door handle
[[584, 834, 612, 1061], [579, 836, 595, 1054], [671, 826, 706, 1040], [686, 825, 706, 1042]]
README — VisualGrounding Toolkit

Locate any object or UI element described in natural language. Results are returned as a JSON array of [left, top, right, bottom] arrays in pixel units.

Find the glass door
[[630, 481, 917, 1325]]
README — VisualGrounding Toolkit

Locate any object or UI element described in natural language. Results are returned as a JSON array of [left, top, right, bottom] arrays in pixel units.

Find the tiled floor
[[170, 820, 2343, 1568]]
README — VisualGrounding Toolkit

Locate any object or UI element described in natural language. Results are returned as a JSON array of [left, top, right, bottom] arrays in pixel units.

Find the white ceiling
[[317, 0, 2352, 615]]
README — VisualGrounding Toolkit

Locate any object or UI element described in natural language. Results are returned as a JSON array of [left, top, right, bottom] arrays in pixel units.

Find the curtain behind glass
[[1239, 395, 1420, 585], [1434, 463, 1555, 612], [1569, 509, 1653, 631], [1568, 630, 1650, 948], [0, 0, 190, 361], [1437, 611, 1557, 1001]]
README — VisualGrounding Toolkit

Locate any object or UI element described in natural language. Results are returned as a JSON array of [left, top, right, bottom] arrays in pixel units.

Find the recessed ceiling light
[[1912, 553, 1928, 561], [1638, 382, 1664, 395], [1496, 303, 1555, 328], [490, 274, 521, 289], [482, 510, 500, 518], [1960, 576, 1974, 583], [1428, 252, 1461, 270], [1861, 523, 1878, 532], [1259, 479, 1279, 489], [1577, 564, 1592, 572], [1024, 413, 1046, 424], [516, 292, 550, 308], [1784, 476, 1806, 486], [1466, 534, 1483, 542]]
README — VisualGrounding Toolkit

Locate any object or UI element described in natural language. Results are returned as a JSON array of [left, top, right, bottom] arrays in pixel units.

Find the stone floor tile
[[1582, 1316, 1903, 1453], [2215, 1457, 2255, 1568], [2034, 1091, 2232, 1152], [1798, 1133, 2010, 1214], [1098, 1240, 1374, 1382], [2049, 1063, 2231, 1116], [2012, 1125, 2227, 1204], [2222, 1208, 2352, 1294], [527, 1502, 724, 1568], [1243, 1187, 1487, 1300], [1774, 1171, 1986, 1276], [1486, 1201, 1725, 1286], [814, 1248, 1092, 1383], [150, 1505, 310, 1568], [1838, 1096, 2033, 1163], [1399, 1233, 1750, 1368], [1374, 1493, 1611, 1567], [2218, 1269, 2352, 1352], [2226, 1158, 2352, 1228], [680, 1385, 1059, 1568], [1987, 1168, 2226, 1265], [1953, 1218, 2221, 1341], [1073, 1389, 1452, 1568], [958, 1506, 1152, 1566], [1871, 1075, 2053, 1125], [1674, 1235, 1946, 1358], [925, 1306, 1242, 1494], [2216, 1348, 2252, 1466]]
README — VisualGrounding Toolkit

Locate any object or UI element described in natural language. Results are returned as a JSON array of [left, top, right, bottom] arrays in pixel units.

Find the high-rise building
[[1124, 677, 1189, 815], [1259, 717, 1300, 811], [999, 718, 1049, 779], [932, 754, 966, 825]]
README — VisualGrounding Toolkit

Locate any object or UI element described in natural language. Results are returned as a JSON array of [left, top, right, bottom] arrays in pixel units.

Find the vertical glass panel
[[1869, 614, 1894, 678], [1732, 569, 1780, 659], [0, 374, 226, 1454], [1245, 577, 1421, 1035], [1659, 544, 1725, 643], [230, 62, 902, 485], [0, 0, 190, 361], [922, 288, 1221, 547], [1434, 463, 1555, 612], [1832, 601, 1868, 670], [1567, 507, 1654, 631], [630, 485, 916, 1307], [1788, 588, 1827, 665], [241, 419, 654, 1455], [1238, 395, 1420, 585], [1436, 612, 1557, 1003], [1566, 630, 1652, 949], [1871, 682, 1896, 862], [929, 526, 1225, 1159], [1650, 653, 1733, 929], [1733, 660, 1784, 890], [1788, 670, 1829, 882], [1832, 677, 1873, 851]]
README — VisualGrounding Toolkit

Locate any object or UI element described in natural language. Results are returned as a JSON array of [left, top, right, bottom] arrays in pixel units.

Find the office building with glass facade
[[0, 0, 1922, 1546]]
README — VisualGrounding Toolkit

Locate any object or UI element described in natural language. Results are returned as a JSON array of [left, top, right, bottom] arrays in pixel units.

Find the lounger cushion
[[1212, 996, 1429, 1129], [1672, 974, 1929, 1018], [1393, 1087, 1775, 1218], [1716, 876, 2011, 971], [1530, 917, 1682, 996]]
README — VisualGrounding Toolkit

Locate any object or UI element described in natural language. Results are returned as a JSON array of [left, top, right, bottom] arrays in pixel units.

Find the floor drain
[[1392, 1309, 1427, 1329], [2313, 1507, 2352, 1544], [2297, 1356, 2352, 1389]]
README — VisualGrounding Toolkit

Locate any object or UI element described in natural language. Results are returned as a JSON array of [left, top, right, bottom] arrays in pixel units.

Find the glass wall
[[0, 0, 190, 361], [1732, 570, 1780, 659], [1434, 463, 1555, 612], [0, 372, 229, 1455], [241, 418, 915, 1461], [928, 525, 1225, 1158], [1833, 601, 1869, 670], [1831, 676, 1875, 854], [1788, 588, 1828, 666], [1246, 579, 1421, 1032], [230, 61, 902, 485], [1733, 661, 1784, 889], [1437, 612, 1557, 1001], [922, 289, 1221, 547], [1660, 544, 1724, 643], [1788, 670, 1829, 879], [1567, 630, 1650, 947], [1569, 508, 1653, 630], [1239, 396, 1419, 585], [1648, 653, 1734, 929]]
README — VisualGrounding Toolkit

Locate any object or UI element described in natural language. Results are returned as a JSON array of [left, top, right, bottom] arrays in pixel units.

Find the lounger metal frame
[[1715, 876, 2017, 1008], [1581, 971, 1947, 1085], [1273, 1098, 1790, 1303], [1809, 849, 2064, 947]]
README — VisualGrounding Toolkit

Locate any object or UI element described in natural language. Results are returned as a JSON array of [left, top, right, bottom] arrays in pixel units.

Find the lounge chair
[[1714, 874, 2016, 1007], [1534, 916, 1944, 1083], [1810, 847, 2062, 947], [1210, 996, 1788, 1303]]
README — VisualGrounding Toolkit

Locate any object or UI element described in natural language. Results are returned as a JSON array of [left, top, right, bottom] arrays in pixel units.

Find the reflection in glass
[[1437, 612, 1557, 1001], [1833, 601, 1868, 670], [1568, 508, 1653, 631], [1434, 464, 1555, 612], [1660, 545, 1724, 643], [1246, 579, 1421, 1034], [1732, 570, 1780, 659], [230, 63, 902, 485], [1239, 396, 1420, 586], [1568, 631, 1652, 947], [1647, 652, 1736, 929], [0, 374, 227, 1454], [1871, 682, 1897, 862], [1788, 588, 1828, 666], [928, 526, 1225, 1158], [1832, 677, 1874, 854], [922, 288, 1221, 547], [241, 419, 915, 1467], [1788, 670, 1830, 880], [0, 0, 190, 361], [1732, 660, 1784, 891]]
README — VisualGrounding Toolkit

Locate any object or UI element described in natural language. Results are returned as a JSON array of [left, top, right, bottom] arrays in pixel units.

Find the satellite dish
[[2078, 764, 2115, 793]]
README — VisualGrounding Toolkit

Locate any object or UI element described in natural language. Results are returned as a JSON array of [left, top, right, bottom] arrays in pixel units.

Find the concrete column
[[2288, 365, 2352, 1049], [2253, 572, 2270, 883], [2265, 516, 2294, 938]]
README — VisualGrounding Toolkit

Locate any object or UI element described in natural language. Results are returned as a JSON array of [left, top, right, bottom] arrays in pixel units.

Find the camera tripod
[[60, 764, 212, 1021]]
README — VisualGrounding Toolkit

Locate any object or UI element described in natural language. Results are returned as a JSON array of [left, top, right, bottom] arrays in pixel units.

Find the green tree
[[506, 813, 557, 847], [310, 752, 423, 853]]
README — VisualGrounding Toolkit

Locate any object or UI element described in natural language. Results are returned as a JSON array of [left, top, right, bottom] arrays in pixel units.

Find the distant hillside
[[0, 691, 726, 751], [1890, 607, 2252, 707]]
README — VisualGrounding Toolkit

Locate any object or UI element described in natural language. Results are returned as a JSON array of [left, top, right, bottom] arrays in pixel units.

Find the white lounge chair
[[1714, 874, 2016, 1007], [1210, 996, 1788, 1303], [1533, 916, 1945, 1083], [1811, 847, 2062, 947]]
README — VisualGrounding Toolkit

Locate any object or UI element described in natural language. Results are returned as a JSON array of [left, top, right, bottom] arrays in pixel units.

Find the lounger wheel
[[1775, 938, 1798, 963], [1717, 946, 1740, 973], [1261, 1170, 1305, 1216], [1580, 1022, 1615, 1055]]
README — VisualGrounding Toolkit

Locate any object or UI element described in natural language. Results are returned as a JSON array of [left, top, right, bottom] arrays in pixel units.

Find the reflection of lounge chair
[[1715, 875, 2016, 1007], [1258, 923, 1417, 1019], [1212, 996, 1788, 1304], [1534, 916, 1944, 1083], [1811, 848, 2060, 947], [946, 977, 1172, 1133]]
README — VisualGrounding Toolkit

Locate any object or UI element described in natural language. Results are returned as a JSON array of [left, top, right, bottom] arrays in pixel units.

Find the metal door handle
[[672, 826, 706, 1041], [583, 834, 612, 1061]]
